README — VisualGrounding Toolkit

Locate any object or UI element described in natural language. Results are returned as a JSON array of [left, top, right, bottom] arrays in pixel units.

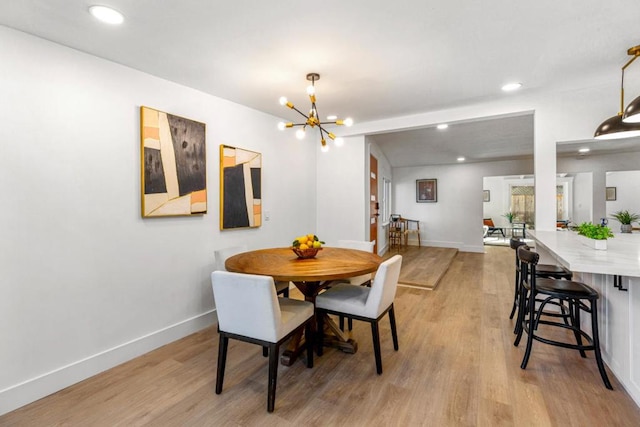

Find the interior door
[[370, 155, 378, 254]]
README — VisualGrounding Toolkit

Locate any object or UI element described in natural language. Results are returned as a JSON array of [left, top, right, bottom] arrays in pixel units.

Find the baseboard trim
[[0, 310, 216, 416]]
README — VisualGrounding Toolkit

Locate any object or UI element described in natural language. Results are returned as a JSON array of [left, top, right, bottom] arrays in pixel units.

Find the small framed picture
[[606, 187, 617, 201], [483, 190, 490, 202], [416, 179, 437, 203]]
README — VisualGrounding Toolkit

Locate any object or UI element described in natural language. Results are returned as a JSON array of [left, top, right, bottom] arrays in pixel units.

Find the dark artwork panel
[[250, 167, 261, 199], [144, 147, 167, 194], [223, 164, 250, 228], [167, 113, 206, 196]]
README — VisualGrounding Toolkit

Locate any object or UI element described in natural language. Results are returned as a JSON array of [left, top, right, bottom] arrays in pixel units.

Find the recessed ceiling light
[[578, 148, 590, 153], [89, 5, 124, 25], [501, 82, 522, 92], [457, 157, 465, 162], [437, 123, 448, 130], [326, 115, 338, 120]]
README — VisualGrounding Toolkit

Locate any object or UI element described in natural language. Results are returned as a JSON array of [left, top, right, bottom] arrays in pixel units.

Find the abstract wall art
[[140, 106, 207, 217], [220, 145, 262, 229]]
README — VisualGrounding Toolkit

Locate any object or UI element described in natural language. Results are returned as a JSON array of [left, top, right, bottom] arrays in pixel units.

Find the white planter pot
[[579, 235, 607, 250]]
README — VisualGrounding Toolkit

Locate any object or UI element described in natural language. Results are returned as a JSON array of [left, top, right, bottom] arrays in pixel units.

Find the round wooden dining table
[[225, 247, 382, 365]]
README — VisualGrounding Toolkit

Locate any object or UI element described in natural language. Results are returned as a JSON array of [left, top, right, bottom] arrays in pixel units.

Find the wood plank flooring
[[3, 246, 640, 426]]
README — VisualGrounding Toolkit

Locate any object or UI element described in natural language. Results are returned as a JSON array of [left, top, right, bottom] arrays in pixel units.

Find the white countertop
[[528, 230, 640, 277]]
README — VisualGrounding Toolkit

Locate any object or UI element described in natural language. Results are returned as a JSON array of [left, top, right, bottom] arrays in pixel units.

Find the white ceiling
[[2, 0, 640, 166]]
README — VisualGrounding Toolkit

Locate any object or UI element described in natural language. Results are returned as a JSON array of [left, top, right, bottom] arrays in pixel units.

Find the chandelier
[[278, 73, 353, 152]]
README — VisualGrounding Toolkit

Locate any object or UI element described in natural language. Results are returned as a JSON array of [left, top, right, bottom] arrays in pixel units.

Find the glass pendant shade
[[594, 114, 640, 139], [623, 95, 640, 123]]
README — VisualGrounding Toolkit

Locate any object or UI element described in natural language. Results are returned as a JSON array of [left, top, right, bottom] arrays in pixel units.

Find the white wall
[[606, 170, 640, 230], [316, 135, 366, 245], [0, 26, 316, 415], [482, 176, 508, 222], [393, 159, 533, 252], [558, 151, 640, 223], [572, 172, 593, 224]]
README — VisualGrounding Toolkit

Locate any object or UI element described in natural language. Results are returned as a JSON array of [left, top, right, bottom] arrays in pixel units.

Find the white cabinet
[[576, 272, 638, 405]]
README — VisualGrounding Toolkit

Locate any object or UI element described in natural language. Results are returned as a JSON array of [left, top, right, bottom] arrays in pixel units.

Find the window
[[510, 185, 565, 227]]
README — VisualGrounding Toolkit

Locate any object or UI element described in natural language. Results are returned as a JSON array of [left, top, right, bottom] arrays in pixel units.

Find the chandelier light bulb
[[277, 122, 286, 131], [279, 96, 288, 106], [306, 85, 315, 96], [295, 129, 306, 140], [321, 144, 330, 153], [334, 137, 345, 147], [343, 118, 354, 127]]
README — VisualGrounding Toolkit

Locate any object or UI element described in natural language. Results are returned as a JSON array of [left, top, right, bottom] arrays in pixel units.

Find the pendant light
[[594, 45, 640, 139]]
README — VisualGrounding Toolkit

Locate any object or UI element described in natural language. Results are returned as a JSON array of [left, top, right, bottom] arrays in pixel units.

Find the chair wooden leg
[[590, 299, 613, 390], [317, 311, 324, 356], [305, 321, 314, 368], [509, 268, 520, 320], [267, 343, 279, 412], [514, 285, 528, 342], [371, 321, 383, 374], [215, 334, 229, 394], [520, 289, 536, 369], [389, 305, 399, 351], [571, 301, 587, 358]]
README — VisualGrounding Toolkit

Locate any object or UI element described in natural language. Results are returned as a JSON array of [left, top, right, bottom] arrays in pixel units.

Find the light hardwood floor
[[3, 246, 640, 426]]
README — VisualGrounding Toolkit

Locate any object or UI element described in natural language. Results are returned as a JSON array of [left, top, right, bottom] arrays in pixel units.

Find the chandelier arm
[[289, 105, 311, 120], [620, 53, 640, 114]]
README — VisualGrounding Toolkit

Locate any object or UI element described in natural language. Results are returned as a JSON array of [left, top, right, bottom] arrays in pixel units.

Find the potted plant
[[610, 210, 640, 233], [576, 222, 614, 250], [502, 211, 515, 224]]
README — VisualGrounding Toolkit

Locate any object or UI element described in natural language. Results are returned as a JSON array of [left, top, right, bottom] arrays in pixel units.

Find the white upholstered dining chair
[[336, 239, 375, 286], [214, 245, 290, 296], [315, 254, 403, 374], [335, 239, 376, 331], [211, 270, 315, 412]]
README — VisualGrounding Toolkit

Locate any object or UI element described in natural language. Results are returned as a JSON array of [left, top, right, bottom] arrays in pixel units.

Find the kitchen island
[[527, 230, 640, 406]]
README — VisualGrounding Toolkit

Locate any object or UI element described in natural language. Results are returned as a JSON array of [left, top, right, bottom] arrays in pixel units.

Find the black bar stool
[[509, 238, 572, 321], [514, 245, 612, 390]]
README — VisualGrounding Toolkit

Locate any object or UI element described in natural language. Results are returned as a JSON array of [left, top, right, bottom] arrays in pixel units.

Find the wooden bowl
[[292, 247, 322, 259]]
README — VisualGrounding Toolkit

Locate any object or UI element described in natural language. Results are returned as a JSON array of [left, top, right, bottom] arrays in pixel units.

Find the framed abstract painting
[[416, 178, 437, 203], [220, 145, 262, 229], [140, 106, 207, 217]]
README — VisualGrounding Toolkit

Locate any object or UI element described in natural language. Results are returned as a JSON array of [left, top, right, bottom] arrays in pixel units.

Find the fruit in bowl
[[292, 234, 325, 258]]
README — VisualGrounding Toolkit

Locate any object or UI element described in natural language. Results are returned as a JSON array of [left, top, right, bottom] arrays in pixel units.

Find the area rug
[[382, 246, 458, 290]]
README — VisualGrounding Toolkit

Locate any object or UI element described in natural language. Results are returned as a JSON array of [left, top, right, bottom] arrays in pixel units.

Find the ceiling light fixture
[[594, 44, 640, 139], [457, 157, 465, 162], [278, 73, 353, 152], [501, 82, 522, 92], [623, 46, 640, 124], [437, 123, 449, 130], [89, 5, 124, 25], [578, 148, 590, 153]]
